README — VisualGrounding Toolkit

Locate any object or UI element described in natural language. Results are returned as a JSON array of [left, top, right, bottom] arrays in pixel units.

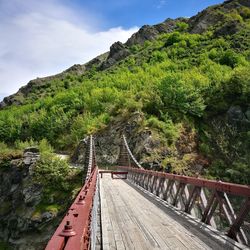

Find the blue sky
[[66, 0, 224, 29], [0, 0, 224, 100]]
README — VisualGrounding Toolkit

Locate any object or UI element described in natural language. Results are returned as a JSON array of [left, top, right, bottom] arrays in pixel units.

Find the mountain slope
[[0, 0, 250, 185], [3, 0, 250, 108]]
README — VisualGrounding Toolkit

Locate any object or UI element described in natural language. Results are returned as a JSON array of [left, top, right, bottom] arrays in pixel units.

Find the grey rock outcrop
[[72, 112, 170, 170], [214, 20, 241, 36], [245, 107, 250, 120], [71, 137, 89, 164], [72, 112, 206, 173], [227, 105, 250, 131], [189, 0, 250, 34], [126, 18, 186, 46], [100, 42, 130, 69], [227, 105, 245, 120], [188, 6, 223, 34], [0, 148, 58, 250]]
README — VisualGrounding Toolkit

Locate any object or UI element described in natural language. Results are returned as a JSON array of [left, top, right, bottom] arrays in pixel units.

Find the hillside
[[0, 0, 250, 186], [2, 0, 250, 108]]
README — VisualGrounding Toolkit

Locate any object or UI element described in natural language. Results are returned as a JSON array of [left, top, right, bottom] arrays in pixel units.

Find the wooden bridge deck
[[100, 174, 232, 250]]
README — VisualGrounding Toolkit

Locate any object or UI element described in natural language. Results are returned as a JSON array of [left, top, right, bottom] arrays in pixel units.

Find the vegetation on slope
[[0, 139, 82, 214], [0, 1, 250, 184], [0, 138, 82, 249]]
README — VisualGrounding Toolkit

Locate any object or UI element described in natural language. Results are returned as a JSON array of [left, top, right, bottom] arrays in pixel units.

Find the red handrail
[[119, 166, 250, 246], [45, 167, 98, 250], [118, 166, 250, 197]]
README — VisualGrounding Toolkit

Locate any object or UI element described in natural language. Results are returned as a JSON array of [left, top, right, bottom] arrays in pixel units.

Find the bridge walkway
[[100, 174, 226, 250]]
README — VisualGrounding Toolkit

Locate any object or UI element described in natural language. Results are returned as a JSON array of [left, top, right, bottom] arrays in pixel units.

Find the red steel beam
[[45, 167, 98, 250], [118, 166, 250, 197]]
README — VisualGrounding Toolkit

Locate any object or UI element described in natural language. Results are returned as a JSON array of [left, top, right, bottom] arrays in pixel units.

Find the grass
[[32, 203, 63, 219]]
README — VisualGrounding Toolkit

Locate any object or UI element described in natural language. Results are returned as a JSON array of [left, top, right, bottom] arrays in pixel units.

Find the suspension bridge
[[45, 135, 250, 250]]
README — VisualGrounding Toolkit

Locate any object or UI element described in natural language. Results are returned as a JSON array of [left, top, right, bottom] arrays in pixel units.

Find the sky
[[0, 0, 224, 100]]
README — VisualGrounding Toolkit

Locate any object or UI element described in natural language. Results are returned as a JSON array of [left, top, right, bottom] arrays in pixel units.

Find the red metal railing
[[46, 136, 98, 250], [45, 168, 98, 250], [119, 166, 250, 246]]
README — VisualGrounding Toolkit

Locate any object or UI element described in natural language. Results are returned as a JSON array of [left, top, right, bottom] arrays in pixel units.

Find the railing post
[[227, 198, 250, 245]]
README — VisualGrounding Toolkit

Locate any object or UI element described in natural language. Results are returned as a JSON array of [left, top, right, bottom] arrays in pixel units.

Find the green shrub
[[219, 50, 240, 68], [199, 142, 211, 155], [15, 139, 37, 150], [149, 51, 166, 63], [165, 32, 182, 46], [176, 22, 189, 32], [14, 138, 53, 154], [0, 142, 10, 153], [223, 66, 250, 102], [208, 48, 220, 61], [239, 7, 250, 20], [130, 45, 140, 53], [146, 116, 179, 144], [225, 162, 250, 184], [34, 154, 70, 191], [159, 74, 206, 117], [0, 142, 22, 166]]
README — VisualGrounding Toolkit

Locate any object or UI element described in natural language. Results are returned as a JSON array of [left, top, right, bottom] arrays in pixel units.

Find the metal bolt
[[76, 195, 86, 205], [216, 178, 221, 182], [59, 221, 76, 237]]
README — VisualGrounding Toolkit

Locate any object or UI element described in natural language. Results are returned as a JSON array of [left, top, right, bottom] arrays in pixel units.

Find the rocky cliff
[[72, 112, 208, 175], [1, 149, 46, 249], [0, 148, 81, 250]]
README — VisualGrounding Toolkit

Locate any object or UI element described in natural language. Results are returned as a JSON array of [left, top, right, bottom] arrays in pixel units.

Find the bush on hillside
[[34, 154, 70, 191]]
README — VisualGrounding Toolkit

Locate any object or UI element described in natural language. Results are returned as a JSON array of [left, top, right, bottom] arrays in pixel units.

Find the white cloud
[[0, 0, 138, 96], [156, 0, 167, 9]]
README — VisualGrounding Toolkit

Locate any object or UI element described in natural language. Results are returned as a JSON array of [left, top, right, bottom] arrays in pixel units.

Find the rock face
[[0, 148, 57, 250], [71, 112, 182, 171], [189, 0, 250, 34], [72, 112, 161, 167], [99, 18, 187, 70], [126, 18, 187, 46], [71, 137, 89, 164], [188, 6, 224, 34], [214, 20, 242, 36], [72, 112, 208, 174], [100, 42, 131, 69], [227, 105, 250, 131]]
